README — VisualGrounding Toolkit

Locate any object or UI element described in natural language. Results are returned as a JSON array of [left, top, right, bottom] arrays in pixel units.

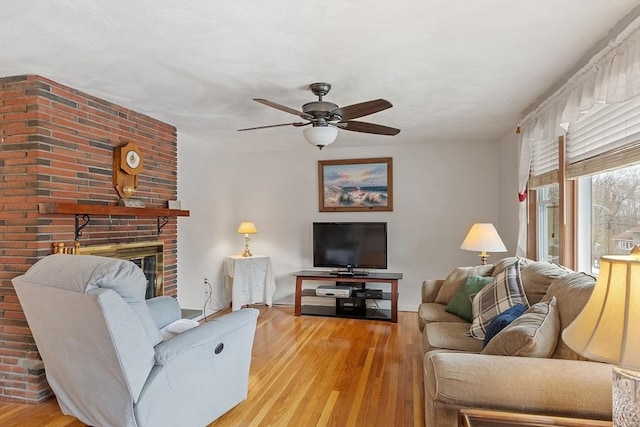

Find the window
[[528, 92, 640, 269], [520, 17, 640, 267], [536, 184, 560, 263], [578, 163, 640, 274]]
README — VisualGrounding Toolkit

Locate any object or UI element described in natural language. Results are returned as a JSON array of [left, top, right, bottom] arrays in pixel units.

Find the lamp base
[[478, 251, 489, 265], [613, 366, 640, 426], [241, 235, 252, 257]]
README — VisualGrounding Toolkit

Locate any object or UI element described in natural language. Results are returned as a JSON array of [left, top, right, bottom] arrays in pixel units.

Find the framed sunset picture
[[318, 157, 393, 212]]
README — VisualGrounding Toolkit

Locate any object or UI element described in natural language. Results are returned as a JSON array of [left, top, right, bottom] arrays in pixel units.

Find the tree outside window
[[591, 163, 640, 271]]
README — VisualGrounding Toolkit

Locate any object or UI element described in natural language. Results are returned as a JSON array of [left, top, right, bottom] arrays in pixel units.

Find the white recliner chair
[[13, 254, 259, 427]]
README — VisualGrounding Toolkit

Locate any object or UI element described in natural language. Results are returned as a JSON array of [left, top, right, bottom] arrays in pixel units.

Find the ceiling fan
[[238, 82, 400, 149]]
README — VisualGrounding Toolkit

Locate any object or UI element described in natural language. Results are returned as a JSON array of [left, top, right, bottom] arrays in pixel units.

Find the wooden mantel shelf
[[38, 202, 190, 217], [39, 202, 190, 239]]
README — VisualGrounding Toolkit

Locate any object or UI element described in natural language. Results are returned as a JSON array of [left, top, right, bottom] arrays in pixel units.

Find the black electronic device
[[354, 289, 384, 299], [336, 297, 367, 316], [330, 268, 369, 277], [313, 222, 387, 274]]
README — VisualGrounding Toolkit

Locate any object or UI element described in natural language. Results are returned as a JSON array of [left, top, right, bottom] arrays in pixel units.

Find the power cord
[[202, 278, 225, 322], [203, 278, 213, 322]]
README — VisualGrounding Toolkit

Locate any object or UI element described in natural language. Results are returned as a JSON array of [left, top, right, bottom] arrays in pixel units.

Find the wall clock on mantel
[[112, 142, 143, 199]]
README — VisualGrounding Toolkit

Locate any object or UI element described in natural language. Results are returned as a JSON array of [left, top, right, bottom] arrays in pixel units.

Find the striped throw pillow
[[469, 260, 529, 340]]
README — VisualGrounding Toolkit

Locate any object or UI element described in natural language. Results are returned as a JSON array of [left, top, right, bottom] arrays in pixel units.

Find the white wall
[[177, 137, 506, 314]]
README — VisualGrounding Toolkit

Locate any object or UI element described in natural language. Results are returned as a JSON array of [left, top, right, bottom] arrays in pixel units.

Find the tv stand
[[293, 270, 403, 322]]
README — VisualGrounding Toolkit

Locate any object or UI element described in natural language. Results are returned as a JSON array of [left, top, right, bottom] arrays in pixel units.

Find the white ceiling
[[1, 0, 639, 152]]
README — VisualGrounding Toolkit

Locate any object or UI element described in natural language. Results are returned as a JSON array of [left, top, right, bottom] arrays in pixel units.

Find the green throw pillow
[[445, 275, 493, 322]]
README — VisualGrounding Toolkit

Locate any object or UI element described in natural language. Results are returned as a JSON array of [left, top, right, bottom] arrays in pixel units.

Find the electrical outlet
[[204, 277, 211, 297], [202, 277, 221, 311]]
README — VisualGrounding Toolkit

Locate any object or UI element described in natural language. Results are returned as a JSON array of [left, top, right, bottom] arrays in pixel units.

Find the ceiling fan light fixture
[[241, 83, 400, 147], [303, 125, 338, 149]]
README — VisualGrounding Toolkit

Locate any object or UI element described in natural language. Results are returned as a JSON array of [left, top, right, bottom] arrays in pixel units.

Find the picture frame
[[318, 157, 393, 212]]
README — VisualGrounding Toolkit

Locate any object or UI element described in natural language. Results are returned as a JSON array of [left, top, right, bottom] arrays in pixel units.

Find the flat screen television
[[313, 222, 387, 275]]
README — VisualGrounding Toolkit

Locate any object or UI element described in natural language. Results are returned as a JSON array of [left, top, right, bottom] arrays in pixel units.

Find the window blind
[[566, 96, 640, 178], [529, 137, 559, 189]]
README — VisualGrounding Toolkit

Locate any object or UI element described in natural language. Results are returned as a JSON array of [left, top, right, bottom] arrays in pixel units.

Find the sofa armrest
[[146, 296, 182, 329], [422, 279, 444, 303], [154, 308, 259, 365], [424, 352, 612, 426]]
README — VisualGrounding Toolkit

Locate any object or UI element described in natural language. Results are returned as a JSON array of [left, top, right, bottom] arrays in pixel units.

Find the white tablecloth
[[224, 255, 276, 311]]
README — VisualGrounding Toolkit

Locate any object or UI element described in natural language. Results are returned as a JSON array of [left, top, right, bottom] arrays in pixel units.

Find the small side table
[[459, 408, 612, 427], [224, 255, 276, 311]]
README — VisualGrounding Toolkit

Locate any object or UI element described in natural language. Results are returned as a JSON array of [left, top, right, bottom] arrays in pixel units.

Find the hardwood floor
[[0, 306, 425, 427]]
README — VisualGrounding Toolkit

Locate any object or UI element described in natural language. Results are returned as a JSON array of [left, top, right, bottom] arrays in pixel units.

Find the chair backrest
[[12, 255, 160, 426]]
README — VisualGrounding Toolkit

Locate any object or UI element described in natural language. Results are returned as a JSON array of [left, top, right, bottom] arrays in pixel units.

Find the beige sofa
[[418, 257, 613, 426]]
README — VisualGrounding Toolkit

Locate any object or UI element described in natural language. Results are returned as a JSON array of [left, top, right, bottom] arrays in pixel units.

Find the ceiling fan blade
[[335, 99, 393, 120], [339, 120, 400, 136], [238, 122, 308, 131], [253, 99, 313, 119]]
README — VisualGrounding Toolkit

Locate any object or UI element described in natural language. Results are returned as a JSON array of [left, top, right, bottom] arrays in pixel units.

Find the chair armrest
[[137, 308, 260, 421], [154, 308, 259, 365], [146, 296, 182, 329], [424, 352, 612, 419], [422, 279, 444, 303]]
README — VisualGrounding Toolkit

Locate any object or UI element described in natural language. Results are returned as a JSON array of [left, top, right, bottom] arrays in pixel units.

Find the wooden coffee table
[[459, 408, 612, 427]]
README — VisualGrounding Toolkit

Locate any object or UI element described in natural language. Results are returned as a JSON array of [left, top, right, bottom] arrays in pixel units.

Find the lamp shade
[[303, 125, 338, 148], [562, 253, 640, 371], [460, 223, 507, 253], [237, 221, 258, 234]]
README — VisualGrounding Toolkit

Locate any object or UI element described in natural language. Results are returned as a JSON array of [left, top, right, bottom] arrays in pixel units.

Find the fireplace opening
[[54, 241, 164, 298], [130, 255, 159, 299]]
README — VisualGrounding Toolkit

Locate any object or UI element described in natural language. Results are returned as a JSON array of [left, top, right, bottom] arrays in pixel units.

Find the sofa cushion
[[445, 275, 493, 322], [520, 262, 572, 304], [469, 260, 529, 340], [541, 272, 596, 360], [482, 297, 560, 358], [435, 264, 495, 304], [418, 302, 468, 331], [424, 322, 483, 353], [482, 303, 527, 348], [491, 256, 534, 277]]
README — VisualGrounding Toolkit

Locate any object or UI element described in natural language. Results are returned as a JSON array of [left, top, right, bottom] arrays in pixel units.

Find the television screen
[[313, 222, 387, 270]]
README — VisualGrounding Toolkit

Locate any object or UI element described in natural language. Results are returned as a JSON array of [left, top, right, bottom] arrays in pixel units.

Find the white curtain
[[516, 131, 531, 257], [516, 14, 640, 256]]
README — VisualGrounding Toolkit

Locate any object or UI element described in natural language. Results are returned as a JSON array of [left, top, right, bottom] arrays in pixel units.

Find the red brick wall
[[0, 75, 179, 403]]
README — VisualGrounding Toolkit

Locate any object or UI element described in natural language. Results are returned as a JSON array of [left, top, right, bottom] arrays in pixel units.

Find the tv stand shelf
[[300, 289, 392, 299], [293, 270, 403, 323]]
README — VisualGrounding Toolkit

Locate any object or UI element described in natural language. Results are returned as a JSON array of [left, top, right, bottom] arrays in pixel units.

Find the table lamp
[[562, 245, 640, 426], [460, 223, 507, 265], [237, 221, 258, 257]]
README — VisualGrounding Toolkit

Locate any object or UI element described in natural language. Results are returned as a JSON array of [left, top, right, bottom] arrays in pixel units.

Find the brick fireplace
[[0, 75, 181, 403]]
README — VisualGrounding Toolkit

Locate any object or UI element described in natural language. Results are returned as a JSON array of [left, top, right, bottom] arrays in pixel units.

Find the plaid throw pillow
[[469, 260, 529, 340]]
